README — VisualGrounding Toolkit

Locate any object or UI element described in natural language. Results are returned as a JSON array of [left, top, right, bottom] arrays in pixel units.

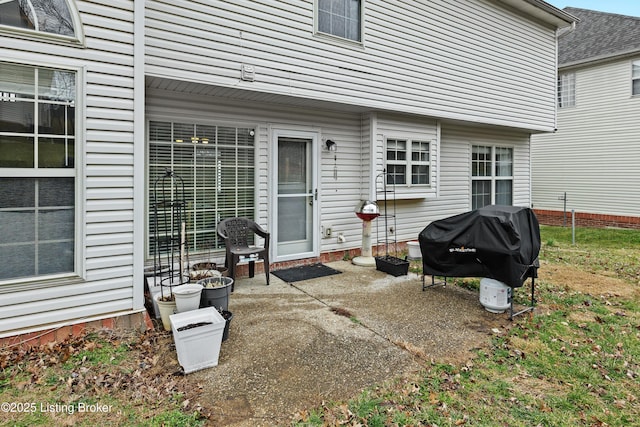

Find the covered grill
[[419, 205, 540, 318]]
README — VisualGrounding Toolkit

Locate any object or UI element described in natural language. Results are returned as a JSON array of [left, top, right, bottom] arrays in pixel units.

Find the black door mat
[[272, 263, 342, 283]]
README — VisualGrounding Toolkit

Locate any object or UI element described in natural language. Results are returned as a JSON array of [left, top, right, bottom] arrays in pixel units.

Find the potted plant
[[155, 274, 186, 331], [198, 276, 234, 312], [173, 282, 204, 313]]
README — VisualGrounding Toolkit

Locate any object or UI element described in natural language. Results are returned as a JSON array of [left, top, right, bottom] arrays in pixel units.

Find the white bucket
[[407, 241, 421, 259], [173, 283, 204, 313], [479, 278, 511, 313]]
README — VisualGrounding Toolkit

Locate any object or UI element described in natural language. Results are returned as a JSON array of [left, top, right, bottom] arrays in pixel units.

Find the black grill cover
[[419, 205, 540, 288]]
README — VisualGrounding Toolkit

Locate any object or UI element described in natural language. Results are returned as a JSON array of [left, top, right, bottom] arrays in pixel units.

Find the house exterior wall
[[146, 90, 534, 257], [531, 58, 640, 220], [0, 1, 141, 335], [144, 0, 559, 132], [1, 0, 565, 338]]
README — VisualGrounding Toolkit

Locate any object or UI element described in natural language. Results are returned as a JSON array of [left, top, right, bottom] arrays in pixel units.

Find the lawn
[[1, 226, 638, 426], [293, 225, 640, 426]]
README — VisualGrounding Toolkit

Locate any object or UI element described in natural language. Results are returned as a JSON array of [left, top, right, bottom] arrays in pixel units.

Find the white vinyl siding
[[145, 0, 558, 131], [532, 59, 640, 217], [0, 1, 137, 334], [146, 86, 367, 259]]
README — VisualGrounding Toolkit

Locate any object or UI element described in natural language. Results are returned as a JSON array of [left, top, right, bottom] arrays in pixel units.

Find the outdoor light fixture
[[325, 139, 337, 151]]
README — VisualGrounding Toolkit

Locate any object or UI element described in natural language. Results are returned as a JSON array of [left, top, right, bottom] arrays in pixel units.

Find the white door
[[272, 130, 318, 260]]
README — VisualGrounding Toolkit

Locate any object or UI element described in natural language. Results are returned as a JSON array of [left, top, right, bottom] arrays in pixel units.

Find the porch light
[[325, 139, 337, 151]]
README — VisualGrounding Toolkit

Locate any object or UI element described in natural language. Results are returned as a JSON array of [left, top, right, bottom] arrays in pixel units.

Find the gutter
[[499, 0, 577, 28]]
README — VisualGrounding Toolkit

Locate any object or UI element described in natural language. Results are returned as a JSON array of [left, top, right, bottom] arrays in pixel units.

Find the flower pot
[[221, 310, 233, 342], [170, 307, 225, 374], [154, 293, 177, 331], [375, 255, 410, 277], [173, 283, 203, 313], [198, 277, 234, 311]]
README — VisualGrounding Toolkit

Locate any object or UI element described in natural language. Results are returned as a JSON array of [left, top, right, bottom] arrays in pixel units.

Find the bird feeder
[[352, 200, 380, 267]]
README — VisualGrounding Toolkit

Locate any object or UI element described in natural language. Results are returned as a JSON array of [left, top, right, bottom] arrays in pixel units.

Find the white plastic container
[[170, 307, 225, 374], [407, 241, 421, 260], [479, 278, 511, 313], [173, 283, 203, 313]]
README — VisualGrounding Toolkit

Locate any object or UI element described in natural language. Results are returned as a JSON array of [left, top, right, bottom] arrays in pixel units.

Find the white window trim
[[0, 61, 85, 287], [384, 136, 433, 188], [0, 0, 85, 46], [632, 59, 640, 97], [470, 144, 514, 209], [558, 72, 575, 108], [314, 0, 365, 46]]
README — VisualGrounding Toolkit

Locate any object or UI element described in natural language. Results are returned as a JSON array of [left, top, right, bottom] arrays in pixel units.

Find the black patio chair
[[217, 217, 270, 288]]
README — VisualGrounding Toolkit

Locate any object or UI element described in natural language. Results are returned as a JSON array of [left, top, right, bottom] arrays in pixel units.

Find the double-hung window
[[148, 121, 255, 258], [386, 138, 430, 186], [633, 60, 640, 96], [317, 0, 361, 42], [0, 62, 77, 282], [558, 72, 575, 108], [471, 145, 513, 210]]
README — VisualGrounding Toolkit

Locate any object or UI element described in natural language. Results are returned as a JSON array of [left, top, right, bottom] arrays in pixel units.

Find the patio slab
[[189, 261, 514, 426]]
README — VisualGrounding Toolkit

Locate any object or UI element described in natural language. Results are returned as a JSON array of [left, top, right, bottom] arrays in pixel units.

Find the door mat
[[272, 263, 342, 283]]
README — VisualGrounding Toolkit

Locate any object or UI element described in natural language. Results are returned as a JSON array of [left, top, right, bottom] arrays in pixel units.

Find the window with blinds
[[148, 121, 255, 257]]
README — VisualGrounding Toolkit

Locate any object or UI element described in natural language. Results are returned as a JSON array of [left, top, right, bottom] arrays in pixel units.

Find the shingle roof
[[558, 7, 640, 67]]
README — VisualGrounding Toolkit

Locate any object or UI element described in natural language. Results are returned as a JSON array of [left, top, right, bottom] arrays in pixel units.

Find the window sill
[[379, 188, 436, 201], [313, 32, 365, 50], [0, 275, 85, 294]]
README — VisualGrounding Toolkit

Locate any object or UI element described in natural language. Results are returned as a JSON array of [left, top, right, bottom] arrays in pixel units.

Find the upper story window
[[386, 138, 430, 186], [0, 61, 77, 282], [0, 0, 81, 41], [558, 72, 575, 108], [317, 0, 361, 42], [633, 60, 640, 96]]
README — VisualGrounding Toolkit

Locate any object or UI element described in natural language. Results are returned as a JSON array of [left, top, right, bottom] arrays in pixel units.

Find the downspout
[[132, 0, 146, 310]]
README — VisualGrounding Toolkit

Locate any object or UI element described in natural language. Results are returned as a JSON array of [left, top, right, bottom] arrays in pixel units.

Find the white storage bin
[[170, 307, 225, 373], [407, 241, 421, 260]]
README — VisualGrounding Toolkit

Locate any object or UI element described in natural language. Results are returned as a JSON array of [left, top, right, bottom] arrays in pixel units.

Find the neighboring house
[[532, 7, 640, 229], [0, 0, 574, 340]]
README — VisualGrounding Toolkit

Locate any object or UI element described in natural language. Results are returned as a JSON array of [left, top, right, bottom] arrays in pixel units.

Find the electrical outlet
[[324, 227, 333, 238]]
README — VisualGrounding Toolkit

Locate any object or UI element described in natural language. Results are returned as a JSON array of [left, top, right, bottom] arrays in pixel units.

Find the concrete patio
[[183, 261, 517, 426]]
